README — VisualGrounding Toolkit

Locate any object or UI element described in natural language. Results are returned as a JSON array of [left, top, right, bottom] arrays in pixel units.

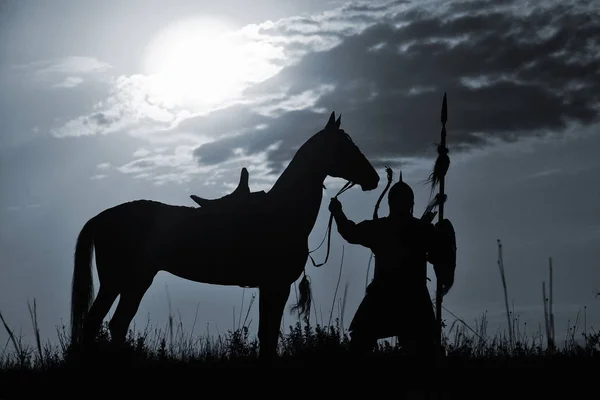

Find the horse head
[[319, 111, 380, 192]]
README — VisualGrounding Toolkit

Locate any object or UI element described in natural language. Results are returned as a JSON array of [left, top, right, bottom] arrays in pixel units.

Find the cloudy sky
[[1, 0, 600, 350]]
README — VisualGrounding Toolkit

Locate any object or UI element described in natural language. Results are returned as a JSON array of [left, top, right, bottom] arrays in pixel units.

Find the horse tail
[[70, 217, 96, 345], [290, 271, 312, 321]]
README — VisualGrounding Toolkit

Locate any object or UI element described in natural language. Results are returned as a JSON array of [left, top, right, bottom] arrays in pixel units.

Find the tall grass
[[1, 302, 599, 370]]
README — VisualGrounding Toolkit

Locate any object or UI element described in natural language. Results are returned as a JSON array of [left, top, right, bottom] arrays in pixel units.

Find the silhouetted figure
[[69, 111, 380, 366], [329, 174, 455, 363]]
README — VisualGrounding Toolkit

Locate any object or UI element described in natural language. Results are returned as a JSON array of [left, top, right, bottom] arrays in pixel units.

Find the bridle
[[307, 180, 355, 267]]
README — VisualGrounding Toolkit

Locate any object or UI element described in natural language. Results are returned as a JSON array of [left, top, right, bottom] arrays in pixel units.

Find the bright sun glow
[[142, 17, 282, 112]]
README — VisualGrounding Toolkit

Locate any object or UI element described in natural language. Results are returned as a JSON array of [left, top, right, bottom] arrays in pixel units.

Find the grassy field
[[1, 244, 598, 370], [1, 298, 599, 371]]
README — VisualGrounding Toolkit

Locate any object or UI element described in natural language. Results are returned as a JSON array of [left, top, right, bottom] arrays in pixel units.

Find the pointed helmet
[[388, 171, 414, 212]]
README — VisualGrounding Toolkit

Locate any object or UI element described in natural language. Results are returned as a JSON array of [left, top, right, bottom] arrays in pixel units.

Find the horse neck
[[267, 139, 327, 236]]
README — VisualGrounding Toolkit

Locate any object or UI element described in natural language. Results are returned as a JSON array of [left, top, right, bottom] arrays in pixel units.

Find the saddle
[[190, 167, 267, 213]]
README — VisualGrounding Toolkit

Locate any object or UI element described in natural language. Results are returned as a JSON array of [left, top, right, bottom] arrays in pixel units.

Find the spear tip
[[441, 92, 447, 124]]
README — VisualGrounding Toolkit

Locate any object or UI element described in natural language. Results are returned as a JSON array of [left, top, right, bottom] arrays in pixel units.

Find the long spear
[[427, 92, 450, 349]]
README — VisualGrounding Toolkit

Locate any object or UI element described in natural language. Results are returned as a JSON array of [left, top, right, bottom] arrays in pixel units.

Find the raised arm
[[328, 197, 375, 248]]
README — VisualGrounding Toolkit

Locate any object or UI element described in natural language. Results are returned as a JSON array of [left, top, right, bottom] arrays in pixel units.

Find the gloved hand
[[328, 197, 342, 214]]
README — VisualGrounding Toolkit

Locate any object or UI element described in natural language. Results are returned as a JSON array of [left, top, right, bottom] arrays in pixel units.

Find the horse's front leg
[[258, 284, 291, 366]]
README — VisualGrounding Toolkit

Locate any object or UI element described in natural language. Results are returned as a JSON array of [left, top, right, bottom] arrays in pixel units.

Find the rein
[[307, 180, 355, 267]]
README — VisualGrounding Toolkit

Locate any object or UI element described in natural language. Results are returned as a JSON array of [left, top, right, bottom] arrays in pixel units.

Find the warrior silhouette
[[329, 173, 455, 363]]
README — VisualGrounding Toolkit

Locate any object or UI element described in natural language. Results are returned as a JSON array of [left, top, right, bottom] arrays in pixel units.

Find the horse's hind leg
[[82, 284, 119, 345], [108, 276, 154, 346]]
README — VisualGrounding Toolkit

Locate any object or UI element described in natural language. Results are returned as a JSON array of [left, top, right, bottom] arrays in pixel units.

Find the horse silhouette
[[70, 111, 380, 363]]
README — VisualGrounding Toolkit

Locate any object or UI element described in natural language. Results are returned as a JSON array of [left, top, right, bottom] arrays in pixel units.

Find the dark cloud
[[180, 0, 600, 175], [447, 0, 506, 14], [176, 104, 260, 138], [192, 109, 336, 173], [342, 1, 408, 14], [193, 141, 236, 165], [90, 112, 114, 126]]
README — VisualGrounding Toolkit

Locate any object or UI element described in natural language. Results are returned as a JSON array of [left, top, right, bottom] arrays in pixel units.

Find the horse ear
[[326, 111, 336, 129], [335, 114, 341, 129]]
